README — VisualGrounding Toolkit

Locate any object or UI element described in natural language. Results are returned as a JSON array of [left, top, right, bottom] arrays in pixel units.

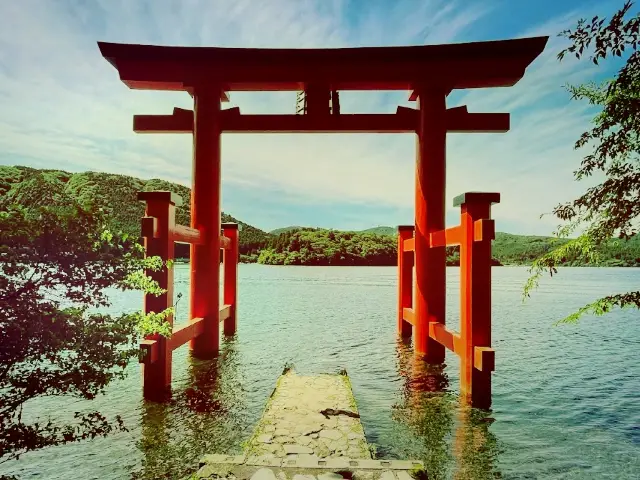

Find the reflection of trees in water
[[392, 339, 501, 480], [132, 337, 248, 479]]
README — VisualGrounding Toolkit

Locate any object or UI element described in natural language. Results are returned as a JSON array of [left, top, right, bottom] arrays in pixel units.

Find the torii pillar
[[189, 86, 223, 358], [414, 87, 447, 362]]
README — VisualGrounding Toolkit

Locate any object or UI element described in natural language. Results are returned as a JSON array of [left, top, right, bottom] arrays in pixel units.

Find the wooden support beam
[[169, 317, 205, 351], [174, 224, 202, 245], [429, 225, 463, 248], [134, 105, 508, 134], [220, 235, 231, 250], [403, 237, 415, 252], [473, 219, 495, 242], [428, 322, 464, 355], [474, 346, 495, 372], [223, 113, 418, 133], [397, 105, 509, 133], [220, 304, 232, 322], [403, 308, 415, 326]]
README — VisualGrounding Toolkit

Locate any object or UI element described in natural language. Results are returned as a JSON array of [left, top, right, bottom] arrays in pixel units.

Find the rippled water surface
[[2, 266, 639, 479]]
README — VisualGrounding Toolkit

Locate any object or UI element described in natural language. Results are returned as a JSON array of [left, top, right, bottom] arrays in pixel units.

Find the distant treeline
[[2, 165, 638, 267], [255, 228, 639, 267]]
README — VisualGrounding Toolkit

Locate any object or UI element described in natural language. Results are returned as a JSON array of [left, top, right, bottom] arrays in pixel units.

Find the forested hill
[[0, 166, 270, 256], [256, 227, 640, 267], [2, 165, 638, 266]]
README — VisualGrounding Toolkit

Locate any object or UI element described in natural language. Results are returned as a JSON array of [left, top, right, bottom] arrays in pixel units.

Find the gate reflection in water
[[393, 339, 500, 480], [136, 337, 246, 480]]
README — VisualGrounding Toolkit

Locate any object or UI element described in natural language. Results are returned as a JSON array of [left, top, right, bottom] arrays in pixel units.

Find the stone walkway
[[244, 369, 371, 460], [194, 369, 425, 480]]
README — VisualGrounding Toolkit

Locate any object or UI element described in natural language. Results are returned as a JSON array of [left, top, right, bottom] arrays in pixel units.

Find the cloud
[[0, 0, 619, 234]]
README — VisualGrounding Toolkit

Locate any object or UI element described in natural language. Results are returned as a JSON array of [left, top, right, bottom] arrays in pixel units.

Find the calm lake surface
[[2, 266, 639, 479]]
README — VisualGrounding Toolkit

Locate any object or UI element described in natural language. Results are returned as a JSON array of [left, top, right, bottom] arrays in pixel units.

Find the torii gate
[[99, 36, 547, 408]]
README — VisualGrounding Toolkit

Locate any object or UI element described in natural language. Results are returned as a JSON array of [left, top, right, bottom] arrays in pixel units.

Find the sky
[[0, 0, 630, 235]]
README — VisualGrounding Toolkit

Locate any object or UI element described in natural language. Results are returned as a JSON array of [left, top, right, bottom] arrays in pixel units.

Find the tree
[[0, 202, 172, 465], [524, 1, 640, 322]]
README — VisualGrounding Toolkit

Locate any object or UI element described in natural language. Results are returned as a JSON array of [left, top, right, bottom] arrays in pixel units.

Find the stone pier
[[195, 368, 425, 480]]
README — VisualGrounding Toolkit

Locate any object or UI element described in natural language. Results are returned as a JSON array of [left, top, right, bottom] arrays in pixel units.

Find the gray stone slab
[[395, 471, 414, 480], [251, 468, 278, 480], [318, 473, 344, 480], [284, 444, 314, 455], [244, 371, 370, 460], [379, 471, 396, 480]]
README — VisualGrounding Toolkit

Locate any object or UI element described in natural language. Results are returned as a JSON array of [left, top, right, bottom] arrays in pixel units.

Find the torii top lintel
[[98, 36, 548, 93]]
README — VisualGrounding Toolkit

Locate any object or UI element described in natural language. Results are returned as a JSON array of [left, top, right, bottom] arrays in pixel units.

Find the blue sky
[[0, 0, 630, 234]]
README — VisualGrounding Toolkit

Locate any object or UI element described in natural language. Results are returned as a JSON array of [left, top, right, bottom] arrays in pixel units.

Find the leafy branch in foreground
[[0, 200, 173, 463], [524, 1, 640, 322]]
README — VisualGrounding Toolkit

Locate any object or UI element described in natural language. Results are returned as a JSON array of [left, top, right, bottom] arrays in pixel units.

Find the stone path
[[244, 369, 371, 460], [194, 369, 426, 480], [194, 455, 426, 480]]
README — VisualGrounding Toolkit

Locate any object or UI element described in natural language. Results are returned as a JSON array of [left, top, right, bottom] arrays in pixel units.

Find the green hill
[[269, 226, 307, 235], [0, 166, 270, 259], [2, 165, 637, 267], [359, 226, 397, 236], [258, 226, 639, 267]]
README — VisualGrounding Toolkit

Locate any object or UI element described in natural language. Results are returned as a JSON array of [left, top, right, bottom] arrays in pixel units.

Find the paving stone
[[379, 471, 396, 480], [347, 433, 364, 440], [251, 468, 278, 480], [297, 436, 314, 446], [318, 429, 342, 440], [318, 473, 344, 480], [310, 433, 319, 439], [395, 472, 414, 480], [293, 475, 316, 480], [258, 434, 274, 444], [284, 444, 314, 455]]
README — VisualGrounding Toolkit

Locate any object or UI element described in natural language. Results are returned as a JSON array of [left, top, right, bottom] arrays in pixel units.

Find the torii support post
[[138, 191, 179, 401], [414, 88, 447, 363], [397, 225, 414, 338], [190, 86, 223, 359], [456, 192, 500, 409], [400, 191, 499, 409], [138, 190, 239, 401], [222, 222, 239, 336]]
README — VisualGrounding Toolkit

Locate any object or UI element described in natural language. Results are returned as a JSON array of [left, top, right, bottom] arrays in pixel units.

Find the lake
[[1, 266, 639, 479]]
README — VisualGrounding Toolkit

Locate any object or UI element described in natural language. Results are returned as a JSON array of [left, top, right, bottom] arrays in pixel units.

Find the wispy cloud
[[0, 0, 621, 233]]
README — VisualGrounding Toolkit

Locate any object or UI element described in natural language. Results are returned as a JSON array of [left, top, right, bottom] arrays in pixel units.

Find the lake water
[[1, 266, 639, 479]]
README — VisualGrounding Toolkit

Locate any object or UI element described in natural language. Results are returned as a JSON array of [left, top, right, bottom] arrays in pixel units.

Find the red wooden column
[[138, 191, 180, 400], [457, 192, 500, 409], [397, 225, 414, 337], [190, 86, 223, 359], [222, 222, 239, 336], [414, 88, 447, 362]]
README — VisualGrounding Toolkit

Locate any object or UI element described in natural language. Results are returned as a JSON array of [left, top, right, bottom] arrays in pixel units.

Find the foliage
[[524, 1, 640, 321], [259, 227, 639, 267], [0, 198, 172, 463], [2, 165, 638, 269], [0, 166, 271, 257]]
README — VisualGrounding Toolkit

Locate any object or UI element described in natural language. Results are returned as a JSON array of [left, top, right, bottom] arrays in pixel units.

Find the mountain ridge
[[2, 165, 638, 266]]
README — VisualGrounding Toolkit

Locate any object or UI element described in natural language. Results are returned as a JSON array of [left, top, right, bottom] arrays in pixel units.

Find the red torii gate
[[99, 36, 547, 408]]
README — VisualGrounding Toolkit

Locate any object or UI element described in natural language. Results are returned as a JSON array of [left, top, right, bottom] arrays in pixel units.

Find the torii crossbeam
[[99, 37, 547, 407]]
